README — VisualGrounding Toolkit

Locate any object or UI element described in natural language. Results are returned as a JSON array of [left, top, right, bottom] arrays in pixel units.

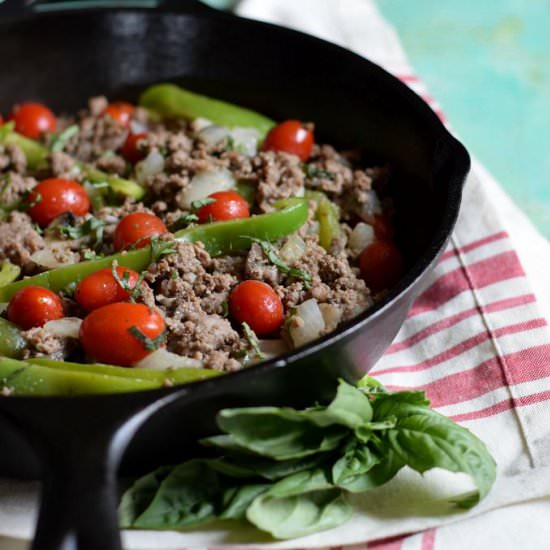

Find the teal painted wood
[[379, 0, 550, 236]]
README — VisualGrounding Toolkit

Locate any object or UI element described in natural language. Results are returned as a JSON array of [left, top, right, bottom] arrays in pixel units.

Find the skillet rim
[[0, 5, 470, 403]]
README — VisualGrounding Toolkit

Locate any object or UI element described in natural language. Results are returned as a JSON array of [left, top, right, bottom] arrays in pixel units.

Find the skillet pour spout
[[0, 1, 469, 549]]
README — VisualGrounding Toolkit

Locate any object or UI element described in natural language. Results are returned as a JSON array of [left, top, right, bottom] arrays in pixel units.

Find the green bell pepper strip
[[0, 356, 156, 395], [305, 190, 342, 250], [27, 358, 221, 385], [0, 319, 26, 359], [140, 83, 275, 140], [0, 123, 145, 200], [236, 181, 256, 207], [0, 356, 221, 396], [0, 198, 308, 301], [0, 261, 20, 287]]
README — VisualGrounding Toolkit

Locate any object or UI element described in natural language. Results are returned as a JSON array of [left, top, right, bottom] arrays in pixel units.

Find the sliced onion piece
[[191, 117, 214, 133], [198, 124, 230, 146], [179, 167, 236, 209], [230, 127, 260, 157], [44, 317, 82, 339], [134, 348, 203, 370], [279, 234, 306, 265], [288, 299, 326, 348], [129, 120, 148, 135], [357, 190, 382, 223], [349, 222, 375, 256], [318, 303, 343, 333], [135, 150, 165, 185], [30, 247, 79, 269]]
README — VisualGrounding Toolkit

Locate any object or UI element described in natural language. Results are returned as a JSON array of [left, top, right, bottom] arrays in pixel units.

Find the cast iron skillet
[[0, 1, 470, 548]]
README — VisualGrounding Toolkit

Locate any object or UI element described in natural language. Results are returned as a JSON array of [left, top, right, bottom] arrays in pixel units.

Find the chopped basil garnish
[[128, 325, 167, 352], [191, 197, 216, 211], [57, 216, 105, 250], [250, 238, 311, 289], [50, 124, 79, 153], [242, 321, 265, 360], [303, 164, 335, 180]]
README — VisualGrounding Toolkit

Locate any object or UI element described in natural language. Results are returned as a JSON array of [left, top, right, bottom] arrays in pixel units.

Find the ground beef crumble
[[143, 242, 244, 371], [276, 238, 372, 321], [21, 326, 77, 361], [0, 94, 396, 373], [0, 211, 45, 274]]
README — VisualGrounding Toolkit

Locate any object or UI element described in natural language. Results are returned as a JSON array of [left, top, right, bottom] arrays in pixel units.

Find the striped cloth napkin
[[2, 1, 550, 549]]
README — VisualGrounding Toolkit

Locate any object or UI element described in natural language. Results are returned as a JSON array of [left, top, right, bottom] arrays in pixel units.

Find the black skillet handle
[[0, 391, 183, 550], [32, 441, 122, 550]]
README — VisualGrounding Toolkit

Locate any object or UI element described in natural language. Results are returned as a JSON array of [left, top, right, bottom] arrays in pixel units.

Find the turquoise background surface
[[378, 1, 550, 236]]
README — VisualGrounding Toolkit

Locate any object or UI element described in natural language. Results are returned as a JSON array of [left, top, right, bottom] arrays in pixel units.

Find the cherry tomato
[[372, 214, 395, 241], [197, 191, 250, 224], [103, 102, 134, 126], [113, 212, 168, 251], [359, 240, 404, 293], [7, 286, 64, 330], [229, 280, 284, 336], [262, 120, 314, 161], [9, 102, 57, 138], [121, 132, 147, 164], [74, 266, 140, 312], [80, 302, 165, 366], [27, 178, 90, 227]]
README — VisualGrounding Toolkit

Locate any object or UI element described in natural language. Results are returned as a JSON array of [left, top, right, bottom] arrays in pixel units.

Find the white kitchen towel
[[1, 0, 550, 548]]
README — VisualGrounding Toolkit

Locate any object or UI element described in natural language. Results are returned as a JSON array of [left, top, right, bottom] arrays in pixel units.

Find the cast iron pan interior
[[0, 2, 470, 549]]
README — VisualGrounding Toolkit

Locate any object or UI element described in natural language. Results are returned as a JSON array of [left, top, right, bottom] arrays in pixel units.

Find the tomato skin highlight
[[75, 267, 140, 312], [359, 240, 404, 293], [197, 191, 250, 224], [27, 178, 90, 227], [79, 302, 166, 366], [7, 286, 64, 330], [229, 280, 284, 336], [113, 212, 168, 251], [262, 120, 314, 161], [103, 102, 134, 126], [121, 132, 147, 163], [9, 102, 57, 138]]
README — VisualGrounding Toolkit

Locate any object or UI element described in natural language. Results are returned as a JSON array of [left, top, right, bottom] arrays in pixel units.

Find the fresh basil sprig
[[120, 378, 496, 539]]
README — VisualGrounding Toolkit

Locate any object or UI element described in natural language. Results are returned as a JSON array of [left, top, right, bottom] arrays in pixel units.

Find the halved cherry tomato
[[229, 280, 284, 336], [197, 191, 250, 224], [113, 212, 168, 251], [372, 214, 394, 241], [121, 132, 147, 164], [74, 266, 140, 312], [359, 240, 404, 293], [7, 286, 64, 330], [27, 178, 90, 227], [103, 102, 134, 126], [262, 120, 314, 161], [9, 102, 57, 138], [79, 302, 165, 366]]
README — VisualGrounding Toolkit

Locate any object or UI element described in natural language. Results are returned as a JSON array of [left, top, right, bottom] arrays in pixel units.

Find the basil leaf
[[0, 261, 21, 288], [332, 442, 379, 485], [246, 468, 352, 539], [215, 407, 348, 460], [119, 466, 173, 528], [307, 379, 373, 428], [373, 395, 497, 507], [131, 460, 224, 529], [336, 445, 404, 493], [210, 453, 329, 481], [219, 484, 270, 520]]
